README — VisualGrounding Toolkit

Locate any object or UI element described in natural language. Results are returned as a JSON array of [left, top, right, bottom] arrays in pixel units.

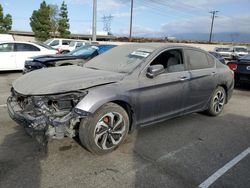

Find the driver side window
[[150, 49, 185, 73]]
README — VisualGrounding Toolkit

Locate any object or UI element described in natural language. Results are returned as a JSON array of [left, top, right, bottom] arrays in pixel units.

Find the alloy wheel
[[94, 112, 126, 150], [213, 90, 225, 113]]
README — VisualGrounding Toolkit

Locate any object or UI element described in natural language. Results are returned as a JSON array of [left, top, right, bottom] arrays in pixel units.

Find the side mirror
[[146, 64, 165, 78]]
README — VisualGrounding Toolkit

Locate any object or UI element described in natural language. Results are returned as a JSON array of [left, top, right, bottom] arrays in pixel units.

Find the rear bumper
[[235, 73, 250, 83]]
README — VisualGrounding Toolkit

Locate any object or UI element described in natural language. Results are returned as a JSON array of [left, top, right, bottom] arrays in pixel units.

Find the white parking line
[[198, 147, 250, 188], [0, 104, 7, 108]]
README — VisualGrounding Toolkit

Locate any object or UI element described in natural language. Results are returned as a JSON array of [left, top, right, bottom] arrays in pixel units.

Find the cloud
[[115, 13, 250, 38], [112, 12, 131, 18], [151, 0, 250, 12], [161, 14, 250, 35]]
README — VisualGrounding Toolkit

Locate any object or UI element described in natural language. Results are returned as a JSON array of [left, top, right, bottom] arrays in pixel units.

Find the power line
[[209, 10, 219, 42], [142, 0, 207, 18]]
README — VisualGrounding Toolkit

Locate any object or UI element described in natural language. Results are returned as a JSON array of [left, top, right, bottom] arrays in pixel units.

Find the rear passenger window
[[62, 40, 71, 45], [15, 43, 40, 51], [185, 49, 211, 70]]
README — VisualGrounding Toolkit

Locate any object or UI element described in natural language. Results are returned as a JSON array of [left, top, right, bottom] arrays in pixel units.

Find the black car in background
[[227, 54, 250, 85], [23, 44, 116, 73], [209, 51, 226, 64]]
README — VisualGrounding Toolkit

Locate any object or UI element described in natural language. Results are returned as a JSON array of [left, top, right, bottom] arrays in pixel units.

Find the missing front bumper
[[7, 96, 86, 148]]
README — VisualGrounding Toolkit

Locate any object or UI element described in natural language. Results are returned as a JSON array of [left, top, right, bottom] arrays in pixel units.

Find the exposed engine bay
[[7, 88, 88, 149]]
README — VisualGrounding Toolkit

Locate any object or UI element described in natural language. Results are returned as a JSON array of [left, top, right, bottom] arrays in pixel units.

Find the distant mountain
[[174, 32, 250, 43]]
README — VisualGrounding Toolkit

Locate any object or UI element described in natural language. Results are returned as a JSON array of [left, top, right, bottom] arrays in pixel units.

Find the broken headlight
[[32, 91, 88, 116]]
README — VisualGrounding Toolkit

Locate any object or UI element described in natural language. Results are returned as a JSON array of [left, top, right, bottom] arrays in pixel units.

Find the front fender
[[75, 85, 131, 114]]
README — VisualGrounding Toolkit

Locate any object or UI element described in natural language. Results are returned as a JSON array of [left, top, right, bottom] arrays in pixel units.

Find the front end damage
[[7, 88, 88, 149]]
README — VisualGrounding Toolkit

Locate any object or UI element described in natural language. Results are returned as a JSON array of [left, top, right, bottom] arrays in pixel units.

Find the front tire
[[205, 86, 226, 116], [79, 103, 129, 154]]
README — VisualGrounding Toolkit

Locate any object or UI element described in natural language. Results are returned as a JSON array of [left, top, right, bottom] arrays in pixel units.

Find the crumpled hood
[[33, 54, 77, 63], [13, 66, 124, 95]]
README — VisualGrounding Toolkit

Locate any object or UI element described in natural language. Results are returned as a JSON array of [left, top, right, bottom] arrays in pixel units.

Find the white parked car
[[214, 47, 232, 60], [0, 41, 57, 71], [68, 40, 90, 52], [44, 38, 73, 53], [230, 46, 249, 59]]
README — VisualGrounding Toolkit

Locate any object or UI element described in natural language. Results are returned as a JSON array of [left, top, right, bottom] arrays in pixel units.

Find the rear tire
[[79, 103, 129, 155], [205, 86, 226, 116]]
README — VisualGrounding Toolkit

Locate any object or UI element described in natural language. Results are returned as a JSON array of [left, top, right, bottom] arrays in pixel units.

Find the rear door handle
[[211, 71, 217, 76]]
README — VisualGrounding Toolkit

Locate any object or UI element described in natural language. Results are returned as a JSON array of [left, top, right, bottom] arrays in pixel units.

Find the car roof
[[0, 41, 37, 44], [113, 43, 203, 52], [232, 46, 248, 48]]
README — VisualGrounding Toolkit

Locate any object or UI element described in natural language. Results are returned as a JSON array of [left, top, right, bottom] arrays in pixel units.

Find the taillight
[[227, 63, 237, 71]]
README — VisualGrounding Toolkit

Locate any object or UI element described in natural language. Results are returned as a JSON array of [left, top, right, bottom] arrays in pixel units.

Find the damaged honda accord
[[7, 43, 234, 154]]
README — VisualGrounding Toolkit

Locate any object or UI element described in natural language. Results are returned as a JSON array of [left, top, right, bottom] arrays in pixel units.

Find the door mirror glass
[[146, 64, 165, 78]]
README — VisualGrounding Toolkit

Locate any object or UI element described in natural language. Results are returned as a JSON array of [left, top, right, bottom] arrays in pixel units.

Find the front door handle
[[180, 76, 189, 81]]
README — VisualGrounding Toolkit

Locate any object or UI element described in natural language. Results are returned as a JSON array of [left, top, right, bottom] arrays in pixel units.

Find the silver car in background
[[7, 43, 234, 154]]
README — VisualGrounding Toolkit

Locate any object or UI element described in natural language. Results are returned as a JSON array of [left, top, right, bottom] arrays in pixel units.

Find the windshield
[[68, 45, 97, 56], [216, 48, 230, 52], [85, 45, 153, 73], [234, 48, 248, 52], [44, 38, 53, 45], [35, 42, 55, 50], [69, 41, 76, 47]]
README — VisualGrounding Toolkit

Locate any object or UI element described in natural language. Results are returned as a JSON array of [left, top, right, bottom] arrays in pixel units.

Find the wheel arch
[[110, 100, 135, 133], [218, 84, 228, 103]]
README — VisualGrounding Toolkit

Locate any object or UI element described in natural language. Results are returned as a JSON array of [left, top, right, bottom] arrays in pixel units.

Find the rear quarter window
[[185, 49, 212, 70], [206, 54, 216, 67], [0, 43, 14, 52]]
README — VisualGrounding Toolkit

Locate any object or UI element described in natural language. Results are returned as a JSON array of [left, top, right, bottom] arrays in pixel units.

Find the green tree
[[49, 4, 59, 38], [0, 4, 12, 33], [58, 1, 70, 38], [30, 1, 52, 41]]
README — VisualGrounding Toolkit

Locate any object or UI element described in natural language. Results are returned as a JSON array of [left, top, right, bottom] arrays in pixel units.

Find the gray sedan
[[7, 43, 234, 154]]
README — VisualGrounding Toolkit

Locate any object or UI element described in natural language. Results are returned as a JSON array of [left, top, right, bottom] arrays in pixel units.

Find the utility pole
[[129, 0, 134, 41], [92, 0, 97, 41], [209, 10, 219, 43]]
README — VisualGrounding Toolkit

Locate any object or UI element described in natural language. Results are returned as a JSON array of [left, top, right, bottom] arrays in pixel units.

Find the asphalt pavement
[[0, 72, 249, 188]]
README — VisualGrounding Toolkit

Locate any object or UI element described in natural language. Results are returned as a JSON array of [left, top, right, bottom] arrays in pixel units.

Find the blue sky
[[0, 0, 250, 37]]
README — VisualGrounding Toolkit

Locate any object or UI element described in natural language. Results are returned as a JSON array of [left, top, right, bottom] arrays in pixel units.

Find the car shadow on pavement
[[0, 125, 47, 188], [131, 112, 250, 188]]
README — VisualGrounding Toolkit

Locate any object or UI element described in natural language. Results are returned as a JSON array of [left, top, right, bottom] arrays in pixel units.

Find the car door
[[136, 48, 191, 126], [14, 43, 41, 69], [183, 49, 217, 112], [0, 43, 16, 70]]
